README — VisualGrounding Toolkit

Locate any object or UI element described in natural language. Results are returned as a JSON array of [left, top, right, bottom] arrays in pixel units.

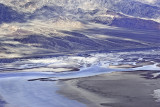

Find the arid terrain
[[0, 0, 160, 107]]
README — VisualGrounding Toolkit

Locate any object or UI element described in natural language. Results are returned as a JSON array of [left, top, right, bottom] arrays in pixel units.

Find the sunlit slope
[[0, 0, 160, 59], [0, 0, 160, 20], [0, 22, 160, 59]]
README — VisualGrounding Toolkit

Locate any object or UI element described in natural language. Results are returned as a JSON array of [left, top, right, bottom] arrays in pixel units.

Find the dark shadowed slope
[[0, 3, 26, 24]]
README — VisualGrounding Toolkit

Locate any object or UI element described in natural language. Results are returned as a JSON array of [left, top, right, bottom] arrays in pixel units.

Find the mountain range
[[0, 0, 160, 59]]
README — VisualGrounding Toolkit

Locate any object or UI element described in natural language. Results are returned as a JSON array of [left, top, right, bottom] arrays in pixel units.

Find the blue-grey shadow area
[[115, 1, 160, 19], [13, 34, 103, 51], [110, 17, 160, 30], [60, 31, 87, 38], [84, 27, 160, 44], [12, 28, 160, 56], [0, 98, 7, 107], [0, 3, 26, 24]]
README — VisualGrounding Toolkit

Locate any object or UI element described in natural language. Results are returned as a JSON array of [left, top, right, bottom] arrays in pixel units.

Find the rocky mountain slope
[[0, 0, 160, 59]]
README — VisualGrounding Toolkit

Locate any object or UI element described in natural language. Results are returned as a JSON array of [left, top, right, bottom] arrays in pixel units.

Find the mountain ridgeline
[[0, 0, 160, 59], [0, 0, 160, 30]]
